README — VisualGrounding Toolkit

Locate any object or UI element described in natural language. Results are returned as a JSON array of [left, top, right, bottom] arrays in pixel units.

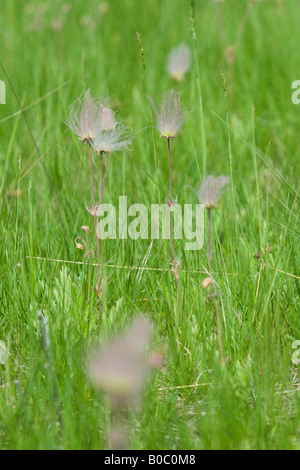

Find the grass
[[0, 0, 299, 450]]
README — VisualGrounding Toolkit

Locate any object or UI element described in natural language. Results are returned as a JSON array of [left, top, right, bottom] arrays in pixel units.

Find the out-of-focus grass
[[0, 0, 299, 450]]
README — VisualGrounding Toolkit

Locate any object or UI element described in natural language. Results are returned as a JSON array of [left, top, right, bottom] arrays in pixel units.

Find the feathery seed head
[[92, 124, 133, 155], [148, 89, 188, 139], [100, 107, 117, 132], [65, 89, 108, 144], [198, 175, 230, 209]]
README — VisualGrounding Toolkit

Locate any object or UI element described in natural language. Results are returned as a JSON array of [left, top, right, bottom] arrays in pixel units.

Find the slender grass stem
[[190, 3, 206, 178]]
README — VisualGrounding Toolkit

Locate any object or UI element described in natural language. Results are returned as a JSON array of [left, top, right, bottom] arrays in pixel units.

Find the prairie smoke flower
[[198, 175, 230, 209], [65, 89, 107, 143], [87, 317, 152, 397], [92, 124, 133, 155], [148, 89, 188, 139], [100, 107, 117, 132], [167, 43, 191, 82]]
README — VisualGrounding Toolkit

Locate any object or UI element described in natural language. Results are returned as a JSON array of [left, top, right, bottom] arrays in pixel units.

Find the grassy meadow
[[0, 0, 299, 450]]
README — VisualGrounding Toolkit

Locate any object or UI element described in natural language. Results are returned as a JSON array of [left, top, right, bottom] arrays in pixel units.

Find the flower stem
[[89, 152, 109, 310], [89, 142, 101, 305], [167, 138, 182, 322], [207, 208, 224, 363], [99, 151, 103, 202], [167, 138, 176, 267], [100, 153, 110, 205], [92, 151, 104, 251], [92, 152, 109, 250]]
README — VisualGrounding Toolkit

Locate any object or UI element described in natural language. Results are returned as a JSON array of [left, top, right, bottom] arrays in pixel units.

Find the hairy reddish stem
[[99, 151, 103, 202], [167, 138, 176, 267], [100, 153, 110, 205], [167, 138, 182, 321], [89, 142, 101, 300], [207, 208, 224, 363]]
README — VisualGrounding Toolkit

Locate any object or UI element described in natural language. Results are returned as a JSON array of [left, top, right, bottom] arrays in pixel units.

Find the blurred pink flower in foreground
[[87, 317, 162, 450], [87, 317, 153, 399], [148, 89, 188, 139], [167, 43, 191, 82]]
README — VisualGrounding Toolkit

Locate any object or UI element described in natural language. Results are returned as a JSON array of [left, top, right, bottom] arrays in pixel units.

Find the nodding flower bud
[[202, 277, 212, 289], [75, 236, 86, 250], [80, 225, 91, 233]]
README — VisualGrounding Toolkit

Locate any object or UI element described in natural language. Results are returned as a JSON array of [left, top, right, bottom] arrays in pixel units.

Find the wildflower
[[65, 89, 107, 143], [92, 124, 133, 155], [167, 43, 191, 82], [100, 107, 117, 132], [197, 175, 230, 209], [148, 89, 188, 139], [87, 317, 152, 397]]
